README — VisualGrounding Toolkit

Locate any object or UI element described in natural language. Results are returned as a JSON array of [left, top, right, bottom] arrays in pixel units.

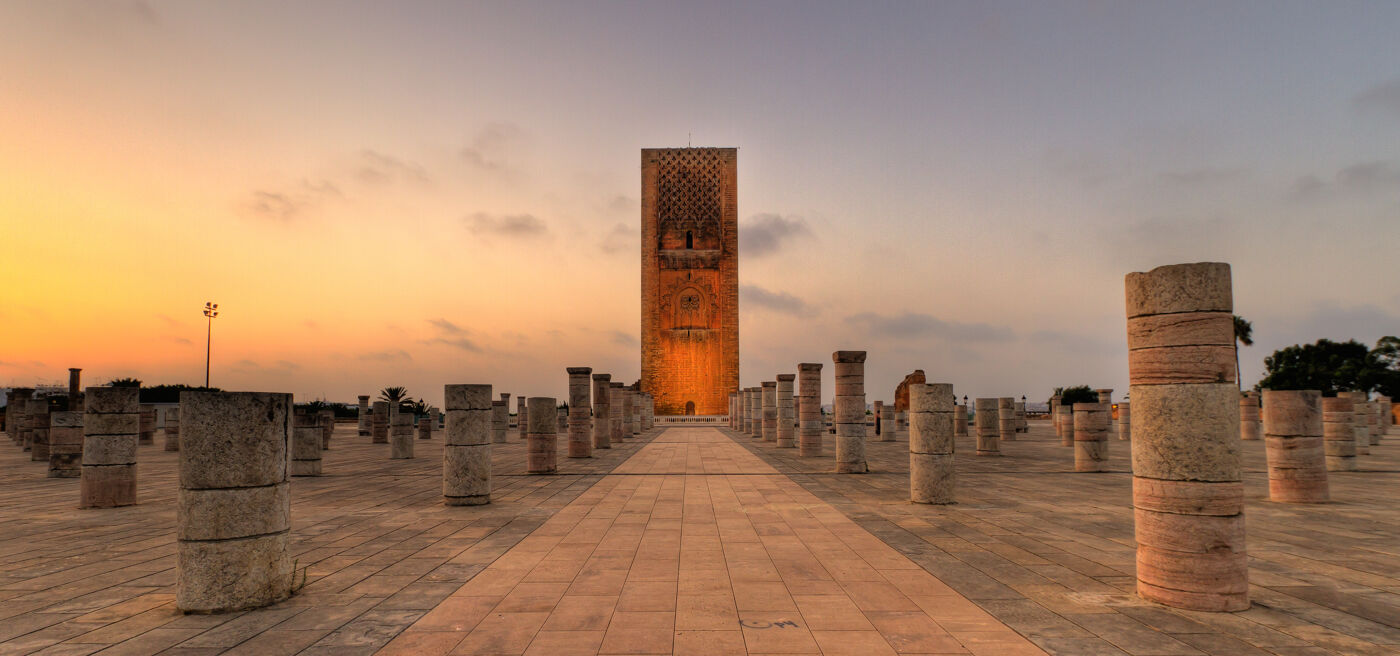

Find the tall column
[[357, 395, 371, 436], [879, 403, 896, 442], [1056, 405, 1074, 446], [833, 351, 868, 473], [1262, 390, 1327, 503], [592, 374, 611, 449], [527, 397, 558, 474], [319, 409, 334, 450], [761, 382, 777, 443], [749, 387, 762, 437], [516, 396, 528, 440], [371, 401, 389, 443], [997, 397, 1015, 443], [1118, 401, 1132, 441], [609, 383, 626, 443], [910, 383, 955, 504], [1126, 262, 1246, 612], [1240, 393, 1261, 441], [622, 390, 636, 438], [777, 374, 796, 448], [29, 398, 51, 461], [567, 367, 592, 458], [1322, 397, 1356, 472], [292, 407, 323, 476], [48, 411, 82, 478], [418, 416, 433, 440], [494, 393, 511, 444], [953, 403, 968, 437], [1073, 402, 1109, 472], [68, 368, 82, 410], [798, 363, 823, 457], [630, 390, 641, 436], [974, 398, 999, 456], [138, 404, 156, 445], [444, 384, 492, 506], [163, 405, 181, 452], [390, 405, 414, 459], [176, 391, 292, 612], [81, 386, 139, 508]]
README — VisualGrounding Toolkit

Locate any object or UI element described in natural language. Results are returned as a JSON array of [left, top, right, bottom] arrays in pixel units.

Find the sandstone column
[[879, 402, 896, 442], [370, 401, 389, 443], [357, 395, 371, 436], [418, 415, 432, 440], [319, 409, 334, 449], [1118, 401, 1132, 441], [444, 384, 491, 506], [1322, 396, 1357, 472], [798, 363, 823, 457], [1056, 404, 1074, 446], [1073, 402, 1109, 472], [9, 388, 32, 447], [1126, 261, 1246, 612], [609, 383, 626, 443], [516, 395, 528, 440], [1097, 388, 1114, 437], [390, 405, 414, 459], [81, 386, 139, 508], [291, 407, 323, 476], [591, 374, 611, 449], [567, 367, 593, 458], [1336, 391, 1369, 455], [48, 411, 83, 478], [630, 391, 642, 437], [833, 351, 868, 473], [1262, 390, 1327, 503], [1366, 401, 1381, 446], [974, 398, 1000, 456], [910, 383, 955, 504], [953, 402, 968, 437], [137, 403, 156, 445], [29, 398, 51, 461], [1240, 392, 1261, 441], [163, 405, 181, 452], [761, 381, 777, 443], [777, 374, 796, 448], [750, 387, 762, 437], [527, 397, 557, 474], [68, 368, 82, 410], [1014, 401, 1027, 433], [177, 391, 292, 612], [622, 390, 636, 438], [494, 393, 511, 444], [997, 397, 1015, 443]]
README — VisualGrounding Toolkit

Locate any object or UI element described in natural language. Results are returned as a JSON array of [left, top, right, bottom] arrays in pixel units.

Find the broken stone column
[[390, 405, 414, 459], [798, 363, 823, 457], [444, 384, 491, 506], [138, 403, 156, 445], [176, 391, 292, 613], [621, 390, 635, 438], [998, 397, 1015, 444], [48, 411, 83, 478], [1322, 397, 1357, 472], [516, 395, 528, 440], [1262, 390, 1327, 503], [291, 407, 323, 476], [81, 386, 139, 508], [974, 398, 1000, 456], [567, 367, 592, 458], [9, 388, 32, 447], [591, 375, 611, 449], [1336, 392, 1369, 455], [527, 397, 557, 474], [630, 391, 641, 436], [557, 406, 568, 432], [1097, 389, 1114, 437], [761, 382, 777, 442], [319, 409, 334, 449], [750, 387, 763, 437], [1126, 261, 1246, 612], [910, 383, 955, 504], [609, 383, 626, 443], [879, 402, 896, 443], [1073, 402, 1110, 472], [1056, 404, 1074, 446], [418, 416, 433, 440], [371, 401, 389, 443], [29, 398, 51, 461], [357, 395, 371, 436], [1014, 401, 1027, 433], [1118, 401, 1132, 441], [1366, 401, 1381, 446], [1379, 395, 1394, 437], [833, 351, 868, 473], [163, 406, 181, 452], [777, 374, 796, 448], [644, 393, 654, 430], [68, 368, 82, 410], [953, 403, 968, 437], [494, 393, 511, 444], [1240, 393, 1261, 441]]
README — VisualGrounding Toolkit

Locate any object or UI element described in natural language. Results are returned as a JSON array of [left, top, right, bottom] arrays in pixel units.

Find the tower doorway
[[685, 401, 696, 416]]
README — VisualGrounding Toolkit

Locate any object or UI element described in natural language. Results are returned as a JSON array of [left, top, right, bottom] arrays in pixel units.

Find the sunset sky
[[3, 1, 1398, 408]]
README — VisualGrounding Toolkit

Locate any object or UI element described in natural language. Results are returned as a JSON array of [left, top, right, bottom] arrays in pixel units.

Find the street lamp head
[[204, 301, 219, 318]]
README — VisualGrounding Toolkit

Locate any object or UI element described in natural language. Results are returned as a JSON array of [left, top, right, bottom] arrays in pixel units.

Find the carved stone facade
[[641, 147, 739, 416]]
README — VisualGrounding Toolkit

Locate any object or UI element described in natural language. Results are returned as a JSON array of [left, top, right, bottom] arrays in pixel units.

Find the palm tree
[[1233, 315, 1253, 391], [378, 386, 410, 405]]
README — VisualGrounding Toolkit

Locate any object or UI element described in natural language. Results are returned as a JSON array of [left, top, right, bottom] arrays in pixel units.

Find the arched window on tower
[[685, 231, 693, 249]]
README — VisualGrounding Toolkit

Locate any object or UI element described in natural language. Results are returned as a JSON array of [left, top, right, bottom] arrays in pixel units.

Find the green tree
[[1058, 385, 1097, 405], [378, 386, 411, 405], [1233, 315, 1253, 391], [107, 378, 142, 387], [1255, 338, 1399, 395], [409, 398, 431, 416]]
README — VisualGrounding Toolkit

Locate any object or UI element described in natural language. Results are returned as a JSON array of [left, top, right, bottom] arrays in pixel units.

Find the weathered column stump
[[30, 398, 52, 461], [997, 397, 1015, 443], [291, 407, 323, 476], [910, 383, 955, 504], [356, 395, 371, 436], [516, 396, 528, 440], [879, 402, 896, 443], [1240, 393, 1261, 441], [163, 406, 181, 452], [443, 384, 491, 506], [390, 406, 414, 459], [1321, 397, 1357, 472], [48, 411, 83, 478], [1057, 405, 1074, 447], [138, 404, 156, 445], [761, 382, 777, 443], [527, 397, 558, 474], [591, 375, 611, 449], [567, 367, 593, 458], [1073, 402, 1110, 472], [370, 401, 389, 444], [833, 351, 868, 473], [319, 409, 334, 450], [81, 386, 140, 508], [777, 374, 796, 448], [974, 398, 1000, 456], [798, 363, 823, 457], [418, 416, 433, 440], [953, 403, 968, 437], [1262, 390, 1328, 503], [1118, 401, 1132, 441]]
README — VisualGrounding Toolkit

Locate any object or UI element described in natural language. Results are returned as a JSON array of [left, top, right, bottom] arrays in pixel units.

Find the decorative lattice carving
[[655, 150, 723, 243]]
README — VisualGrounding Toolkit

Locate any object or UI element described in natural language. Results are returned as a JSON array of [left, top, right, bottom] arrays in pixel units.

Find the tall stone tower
[[641, 147, 739, 416]]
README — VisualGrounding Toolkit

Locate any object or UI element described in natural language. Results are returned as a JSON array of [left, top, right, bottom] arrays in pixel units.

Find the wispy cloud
[[1158, 167, 1247, 186], [1354, 78, 1400, 119], [156, 313, 183, 327], [599, 222, 635, 254], [358, 349, 412, 362], [428, 318, 469, 335], [162, 335, 193, 346], [240, 179, 342, 222], [845, 312, 1015, 342], [740, 213, 813, 257], [610, 330, 638, 347], [466, 212, 548, 239], [741, 285, 817, 317], [356, 149, 429, 185], [420, 318, 483, 352], [460, 122, 525, 173], [1292, 160, 1400, 199]]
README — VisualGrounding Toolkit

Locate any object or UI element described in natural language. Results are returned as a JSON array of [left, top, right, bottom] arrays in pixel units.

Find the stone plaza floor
[[0, 420, 1397, 655]]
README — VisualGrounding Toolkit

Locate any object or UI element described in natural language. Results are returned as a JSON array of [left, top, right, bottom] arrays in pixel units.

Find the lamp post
[[203, 302, 219, 387]]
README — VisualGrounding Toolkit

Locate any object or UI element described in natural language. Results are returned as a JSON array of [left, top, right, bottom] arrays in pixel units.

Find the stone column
[[910, 383, 955, 504], [1262, 390, 1327, 503], [621, 390, 635, 439], [390, 405, 414, 459], [643, 393, 653, 430], [1366, 401, 1381, 446], [1321, 397, 1356, 472], [177, 391, 292, 613], [527, 397, 558, 474], [776, 374, 796, 448], [370, 401, 389, 443], [48, 411, 82, 478], [30, 398, 51, 461], [974, 398, 1000, 456], [1118, 401, 1132, 441], [1057, 405, 1074, 447], [567, 367, 592, 458], [444, 384, 491, 506], [879, 403, 896, 442], [1379, 395, 1394, 437], [953, 403, 968, 437], [81, 386, 139, 508], [163, 405, 181, 452], [1097, 389, 1114, 437], [609, 383, 626, 443], [760, 382, 777, 442], [292, 407, 323, 476], [138, 403, 156, 445], [1126, 261, 1246, 612], [494, 393, 511, 444], [591, 374, 611, 449], [516, 395, 528, 440], [557, 406, 568, 432], [833, 351, 868, 473], [630, 391, 642, 436], [1337, 392, 1369, 455], [750, 387, 762, 437], [798, 363, 822, 457], [319, 409, 334, 449], [1073, 402, 1110, 472], [1240, 393, 1261, 441], [357, 395, 371, 436], [997, 397, 1015, 443], [1014, 401, 1027, 433], [68, 368, 82, 410], [9, 388, 32, 447], [418, 416, 433, 440]]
